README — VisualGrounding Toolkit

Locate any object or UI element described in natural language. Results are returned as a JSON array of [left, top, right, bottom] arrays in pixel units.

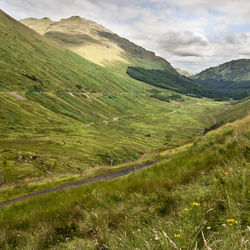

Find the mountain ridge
[[20, 15, 175, 71]]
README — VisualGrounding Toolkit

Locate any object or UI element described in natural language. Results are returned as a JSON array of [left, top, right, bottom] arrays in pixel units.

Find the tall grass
[[0, 115, 249, 249]]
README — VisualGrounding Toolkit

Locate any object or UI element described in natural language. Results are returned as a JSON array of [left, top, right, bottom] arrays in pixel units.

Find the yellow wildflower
[[227, 219, 235, 222], [174, 234, 181, 238], [183, 208, 189, 211], [225, 172, 229, 175], [191, 202, 200, 206]]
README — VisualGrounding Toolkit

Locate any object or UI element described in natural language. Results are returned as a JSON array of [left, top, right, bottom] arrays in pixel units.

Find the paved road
[[0, 160, 161, 208]]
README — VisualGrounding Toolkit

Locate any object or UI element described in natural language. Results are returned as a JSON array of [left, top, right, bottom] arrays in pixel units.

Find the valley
[[0, 6, 249, 250]]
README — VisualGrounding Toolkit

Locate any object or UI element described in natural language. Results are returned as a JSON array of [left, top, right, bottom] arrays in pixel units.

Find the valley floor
[[0, 91, 231, 203], [0, 113, 249, 249]]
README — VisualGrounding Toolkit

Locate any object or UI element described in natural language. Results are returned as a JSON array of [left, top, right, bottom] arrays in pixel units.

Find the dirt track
[[0, 160, 161, 208]]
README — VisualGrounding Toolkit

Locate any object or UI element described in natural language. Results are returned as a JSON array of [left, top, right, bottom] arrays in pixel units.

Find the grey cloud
[[1, 0, 250, 72], [225, 33, 248, 45], [156, 31, 208, 57]]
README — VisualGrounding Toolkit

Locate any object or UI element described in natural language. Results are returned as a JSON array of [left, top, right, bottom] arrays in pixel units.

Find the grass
[[0, 94, 226, 200], [1, 10, 249, 249], [1, 9, 249, 209], [0, 114, 249, 249]]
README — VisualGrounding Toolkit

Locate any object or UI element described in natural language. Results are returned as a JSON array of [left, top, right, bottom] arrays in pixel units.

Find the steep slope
[[0, 9, 226, 193], [0, 10, 142, 92], [20, 16, 174, 71], [19, 15, 227, 100], [194, 59, 250, 99]]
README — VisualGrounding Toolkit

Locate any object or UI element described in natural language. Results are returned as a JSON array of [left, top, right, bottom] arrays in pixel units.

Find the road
[[0, 160, 162, 208]]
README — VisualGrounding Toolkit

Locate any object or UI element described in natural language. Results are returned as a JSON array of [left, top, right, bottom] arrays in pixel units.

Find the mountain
[[194, 59, 250, 99], [176, 68, 194, 77], [0, 9, 228, 187], [20, 15, 227, 100], [20, 16, 174, 71]]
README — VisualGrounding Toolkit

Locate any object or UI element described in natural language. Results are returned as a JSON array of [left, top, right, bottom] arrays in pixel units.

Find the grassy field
[[0, 9, 249, 249], [0, 93, 226, 202], [1, 9, 234, 203], [0, 114, 249, 249]]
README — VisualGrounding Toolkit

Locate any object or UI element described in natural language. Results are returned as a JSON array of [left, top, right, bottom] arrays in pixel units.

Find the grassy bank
[[0, 114, 249, 249]]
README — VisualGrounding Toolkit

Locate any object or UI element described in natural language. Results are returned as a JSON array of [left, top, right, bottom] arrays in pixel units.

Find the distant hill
[[194, 59, 250, 99], [176, 68, 194, 77], [20, 16, 174, 72], [127, 67, 225, 100]]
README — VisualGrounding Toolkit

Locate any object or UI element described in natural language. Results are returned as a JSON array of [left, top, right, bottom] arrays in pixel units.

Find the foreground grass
[[0, 115, 249, 249]]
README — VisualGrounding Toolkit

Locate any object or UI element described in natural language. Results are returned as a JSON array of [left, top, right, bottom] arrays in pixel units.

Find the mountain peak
[[69, 16, 81, 19], [42, 17, 51, 21]]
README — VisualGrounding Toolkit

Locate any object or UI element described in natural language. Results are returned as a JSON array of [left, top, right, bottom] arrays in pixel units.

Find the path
[[0, 160, 161, 208], [209, 114, 217, 125]]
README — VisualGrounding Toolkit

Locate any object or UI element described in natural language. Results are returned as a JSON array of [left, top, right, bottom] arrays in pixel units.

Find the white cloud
[[1, 0, 250, 72]]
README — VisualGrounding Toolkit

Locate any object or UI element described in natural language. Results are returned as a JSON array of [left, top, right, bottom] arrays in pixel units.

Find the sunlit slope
[[0, 10, 226, 181], [0, 10, 143, 92], [20, 16, 175, 71]]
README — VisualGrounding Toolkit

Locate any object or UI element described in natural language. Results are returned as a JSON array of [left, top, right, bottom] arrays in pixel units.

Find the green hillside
[[0, 9, 249, 250], [0, 10, 143, 92], [0, 9, 229, 199], [194, 59, 250, 99], [127, 67, 226, 100], [19, 14, 225, 100], [0, 114, 249, 249]]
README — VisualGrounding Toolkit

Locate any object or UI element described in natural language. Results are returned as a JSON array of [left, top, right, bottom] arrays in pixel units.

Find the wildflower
[[155, 236, 159, 241], [183, 208, 189, 211], [191, 202, 200, 206], [222, 224, 226, 227], [174, 234, 181, 238], [226, 219, 238, 225], [137, 229, 141, 232], [225, 172, 229, 175]]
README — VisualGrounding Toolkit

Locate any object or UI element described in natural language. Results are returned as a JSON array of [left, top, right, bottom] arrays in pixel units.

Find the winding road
[[0, 160, 161, 208]]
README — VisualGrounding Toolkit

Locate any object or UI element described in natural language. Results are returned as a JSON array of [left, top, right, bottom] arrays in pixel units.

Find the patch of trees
[[197, 79, 250, 100], [127, 67, 226, 100]]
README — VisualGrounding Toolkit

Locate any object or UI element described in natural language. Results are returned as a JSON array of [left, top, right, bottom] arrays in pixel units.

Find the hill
[[194, 59, 250, 99], [0, 113, 249, 249], [20, 15, 227, 100], [0, 9, 229, 198], [20, 16, 174, 71], [127, 67, 226, 100]]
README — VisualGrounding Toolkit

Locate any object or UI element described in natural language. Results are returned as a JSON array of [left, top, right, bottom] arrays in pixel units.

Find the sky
[[1, 0, 250, 73]]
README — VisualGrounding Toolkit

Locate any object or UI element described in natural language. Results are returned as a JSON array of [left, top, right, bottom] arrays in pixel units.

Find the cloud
[[1, 0, 250, 72], [156, 31, 208, 57]]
